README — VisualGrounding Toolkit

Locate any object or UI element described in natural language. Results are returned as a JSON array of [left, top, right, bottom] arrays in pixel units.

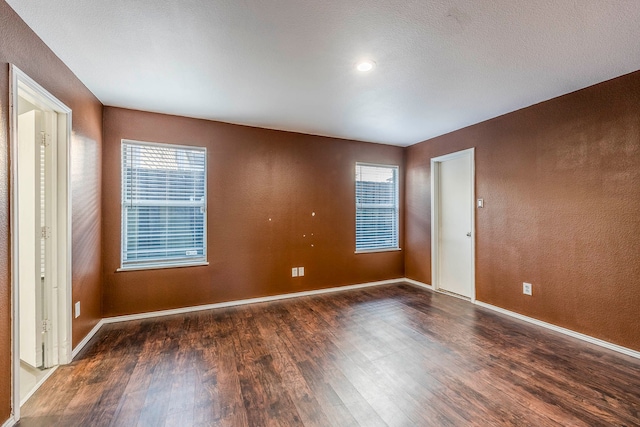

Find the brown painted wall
[[0, 1, 103, 421], [406, 70, 640, 351], [102, 107, 404, 316]]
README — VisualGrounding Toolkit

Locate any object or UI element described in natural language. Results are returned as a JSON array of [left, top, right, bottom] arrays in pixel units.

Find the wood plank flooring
[[18, 284, 640, 426]]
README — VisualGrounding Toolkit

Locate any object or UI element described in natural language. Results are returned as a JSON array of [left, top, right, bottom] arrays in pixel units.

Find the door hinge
[[40, 131, 50, 147], [42, 319, 51, 333], [41, 226, 50, 239]]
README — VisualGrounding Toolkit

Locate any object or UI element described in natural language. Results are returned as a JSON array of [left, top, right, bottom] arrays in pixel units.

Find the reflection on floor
[[17, 285, 640, 426], [20, 361, 54, 405]]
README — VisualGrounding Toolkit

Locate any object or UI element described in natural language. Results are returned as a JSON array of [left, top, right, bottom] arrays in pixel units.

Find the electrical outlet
[[298, 267, 304, 276], [292, 267, 298, 277], [74, 301, 81, 318], [523, 282, 532, 296]]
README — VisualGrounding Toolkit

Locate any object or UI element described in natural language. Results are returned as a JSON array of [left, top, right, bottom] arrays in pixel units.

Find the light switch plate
[[74, 301, 81, 318], [292, 267, 298, 277], [477, 198, 484, 208], [298, 267, 304, 276]]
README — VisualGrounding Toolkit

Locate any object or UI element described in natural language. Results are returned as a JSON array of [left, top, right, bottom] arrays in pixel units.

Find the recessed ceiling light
[[356, 60, 376, 72]]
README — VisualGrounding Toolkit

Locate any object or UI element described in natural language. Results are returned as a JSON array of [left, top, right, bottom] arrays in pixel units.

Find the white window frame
[[119, 139, 208, 271], [355, 162, 400, 253]]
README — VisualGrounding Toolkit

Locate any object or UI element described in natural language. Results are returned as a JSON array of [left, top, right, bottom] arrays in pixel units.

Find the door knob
[[466, 232, 471, 237]]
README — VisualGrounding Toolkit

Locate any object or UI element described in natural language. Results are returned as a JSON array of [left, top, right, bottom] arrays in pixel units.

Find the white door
[[433, 149, 474, 298], [12, 66, 73, 419], [18, 109, 45, 368]]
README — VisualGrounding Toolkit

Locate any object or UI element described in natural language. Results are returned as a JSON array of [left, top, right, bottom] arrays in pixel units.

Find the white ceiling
[[7, 0, 640, 146]]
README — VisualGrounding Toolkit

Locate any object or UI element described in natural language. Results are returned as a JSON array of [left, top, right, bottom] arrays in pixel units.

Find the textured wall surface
[[0, 1, 103, 421], [405, 70, 640, 351], [102, 107, 404, 316], [3, 1, 639, 423]]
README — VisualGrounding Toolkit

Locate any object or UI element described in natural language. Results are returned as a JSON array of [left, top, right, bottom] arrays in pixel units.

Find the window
[[355, 163, 399, 252], [121, 140, 207, 270]]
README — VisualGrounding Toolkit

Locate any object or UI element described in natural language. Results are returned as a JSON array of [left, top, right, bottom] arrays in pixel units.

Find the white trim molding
[[2, 416, 16, 427], [102, 278, 404, 325], [403, 278, 433, 290], [70, 278, 405, 360], [404, 280, 640, 360], [10, 64, 73, 424], [71, 320, 105, 360], [70, 279, 640, 367], [19, 366, 59, 407], [474, 301, 640, 360], [430, 148, 476, 302]]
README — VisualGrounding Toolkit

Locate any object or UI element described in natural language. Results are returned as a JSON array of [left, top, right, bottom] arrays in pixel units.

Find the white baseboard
[[474, 301, 640, 360], [71, 279, 402, 360], [2, 415, 16, 427], [102, 278, 405, 325], [403, 278, 433, 290], [68, 279, 640, 365], [403, 281, 640, 360], [71, 319, 105, 360], [20, 366, 59, 407]]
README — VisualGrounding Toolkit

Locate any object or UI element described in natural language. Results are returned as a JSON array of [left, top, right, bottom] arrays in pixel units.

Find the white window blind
[[121, 140, 206, 269], [355, 163, 399, 252]]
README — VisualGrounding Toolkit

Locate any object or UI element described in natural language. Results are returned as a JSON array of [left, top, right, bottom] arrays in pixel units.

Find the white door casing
[[431, 148, 475, 300], [10, 64, 72, 421]]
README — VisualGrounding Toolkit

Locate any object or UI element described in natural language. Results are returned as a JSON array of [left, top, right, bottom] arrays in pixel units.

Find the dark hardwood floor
[[18, 284, 640, 426]]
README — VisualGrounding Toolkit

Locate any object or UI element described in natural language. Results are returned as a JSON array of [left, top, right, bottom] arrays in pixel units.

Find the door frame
[[430, 147, 476, 301], [9, 65, 73, 420]]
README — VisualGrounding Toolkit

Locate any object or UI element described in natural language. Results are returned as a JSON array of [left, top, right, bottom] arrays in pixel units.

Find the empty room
[[1, 0, 640, 426]]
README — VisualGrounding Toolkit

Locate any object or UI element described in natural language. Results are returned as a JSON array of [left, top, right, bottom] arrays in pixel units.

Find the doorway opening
[[431, 148, 476, 300], [10, 65, 72, 420]]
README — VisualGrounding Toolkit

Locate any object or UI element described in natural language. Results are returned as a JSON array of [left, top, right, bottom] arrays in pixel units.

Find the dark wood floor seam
[[18, 284, 640, 427]]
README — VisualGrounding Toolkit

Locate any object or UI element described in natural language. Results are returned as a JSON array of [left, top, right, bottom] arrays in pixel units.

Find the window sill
[[117, 261, 209, 272], [355, 248, 402, 254]]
